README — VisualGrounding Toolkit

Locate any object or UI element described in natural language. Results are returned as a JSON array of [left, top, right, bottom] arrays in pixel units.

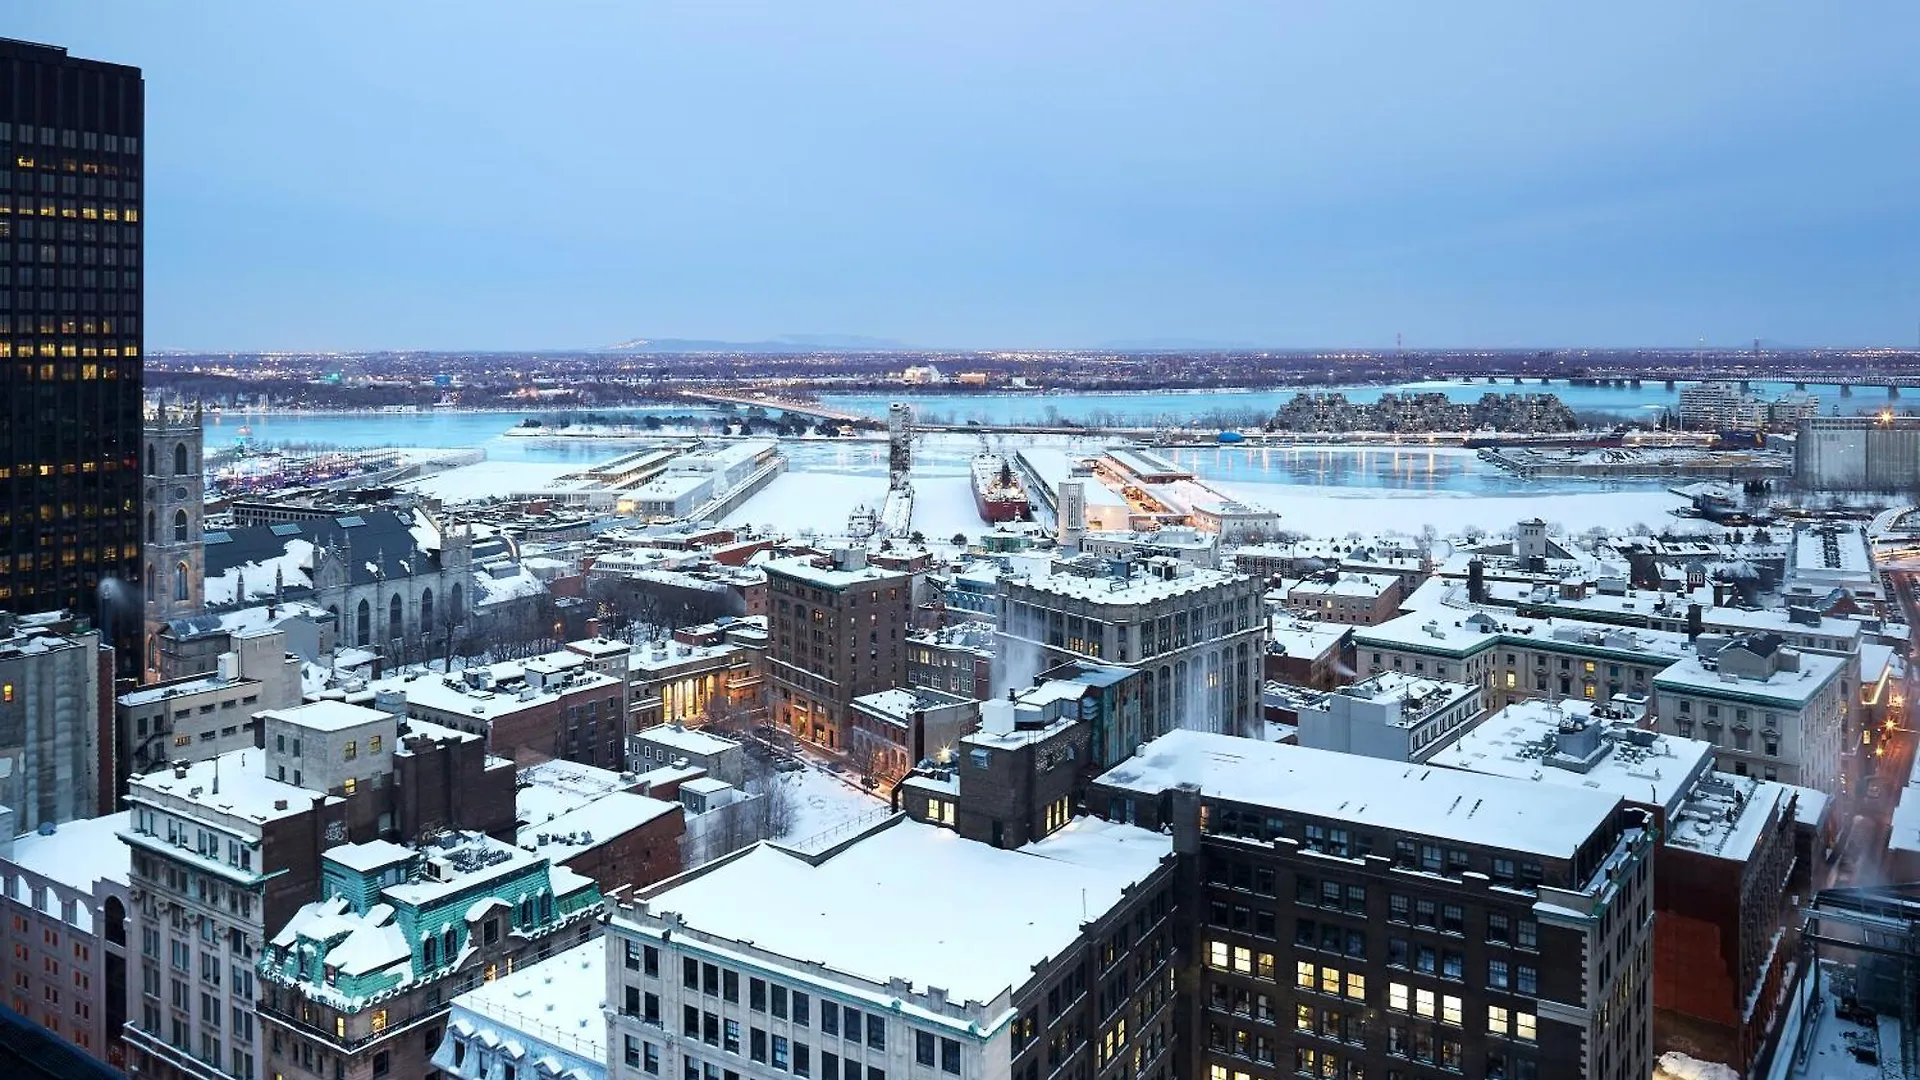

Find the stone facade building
[[994, 554, 1264, 738], [257, 832, 602, 1080]]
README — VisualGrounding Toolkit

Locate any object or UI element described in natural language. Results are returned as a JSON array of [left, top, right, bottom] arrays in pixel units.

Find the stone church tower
[[142, 402, 205, 681]]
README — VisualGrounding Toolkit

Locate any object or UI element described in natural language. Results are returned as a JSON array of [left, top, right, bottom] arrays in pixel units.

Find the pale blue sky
[[17, 2, 1920, 350]]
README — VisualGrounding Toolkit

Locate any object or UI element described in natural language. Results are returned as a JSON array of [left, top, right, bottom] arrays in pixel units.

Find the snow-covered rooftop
[[763, 553, 908, 590], [129, 749, 339, 826], [448, 938, 607, 1071], [1097, 729, 1621, 858], [641, 816, 1169, 1004], [632, 724, 739, 758], [8, 811, 131, 889], [261, 699, 393, 733], [1653, 648, 1846, 706], [370, 664, 621, 722], [520, 791, 679, 859], [325, 839, 415, 874], [1288, 572, 1400, 599], [204, 538, 315, 606], [1428, 699, 1708, 811], [1009, 558, 1247, 605]]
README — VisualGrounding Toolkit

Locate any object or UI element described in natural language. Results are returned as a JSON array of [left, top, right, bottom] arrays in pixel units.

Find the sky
[[16, 2, 1920, 351]]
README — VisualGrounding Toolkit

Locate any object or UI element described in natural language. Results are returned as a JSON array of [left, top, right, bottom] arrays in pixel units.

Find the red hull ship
[[973, 454, 1030, 523]]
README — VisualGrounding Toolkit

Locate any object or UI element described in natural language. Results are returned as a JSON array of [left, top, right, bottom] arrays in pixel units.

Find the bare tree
[[843, 734, 881, 787]]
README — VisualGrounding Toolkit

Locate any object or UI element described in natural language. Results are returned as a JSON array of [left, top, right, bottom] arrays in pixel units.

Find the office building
[[1677, 382, 1767, 434], [0, 608, 106, 831], [1430, 699, 1801, 1075], [1090, 730, 1657, 1080], [115, 625, 302, 785], [0, 40, 146, 625], [603, 815, 1178, 1080], [995, 554, 1264, 738], [1651, 632, 1848, 792], [764, 549, 912, 752], [1293, 671, 1483, 763]]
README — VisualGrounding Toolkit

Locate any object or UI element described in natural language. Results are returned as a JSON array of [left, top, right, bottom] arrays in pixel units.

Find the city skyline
[[9, 1, 1920, 352]]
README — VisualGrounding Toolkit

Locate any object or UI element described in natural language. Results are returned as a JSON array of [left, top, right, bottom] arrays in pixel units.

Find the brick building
[[1089, 730, 1658, 1080], [1430, 699, 1801, 1075], [371, 649, 628, 770], [118, 701, 515, 1080], [765, 550, 912, 752], [516, 759, 686, 894], [1285, 572, 1406, 626]]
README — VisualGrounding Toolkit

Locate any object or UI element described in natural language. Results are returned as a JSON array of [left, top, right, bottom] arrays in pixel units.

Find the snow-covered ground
[[1213, 481, 1693, 538], [911, 474, 986, 543], [719, 472, 887, 535], [770, 765, 890, 853], [399, 460, 583, 502]]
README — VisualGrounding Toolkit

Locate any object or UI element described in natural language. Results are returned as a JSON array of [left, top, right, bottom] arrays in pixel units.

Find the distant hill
[[600, 334, 913, 353], [1095, 337, 1262, 351]]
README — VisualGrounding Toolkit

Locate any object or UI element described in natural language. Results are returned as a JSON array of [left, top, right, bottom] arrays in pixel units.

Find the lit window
[[343, 741, 357, 761], [1207, 941, 1228, 969], [1296, 961, 1315, 989], [1415, 989, 1435, 1018], [1488, 1006, 1509, 1034], [1345, 972, 1365, 1001], [1515, 1013, 1536, 1041], [370, 1009, 388, 1034], [343, 778, 357, 796], [1389, 983, 1408, 1012], [2, 684, 10, 703], [1442, 995, 1461, 1026], [368, 736, 381, 753]]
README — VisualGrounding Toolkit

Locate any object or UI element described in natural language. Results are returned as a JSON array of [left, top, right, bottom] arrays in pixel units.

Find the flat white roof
[[1653, 649, 1845, 706], [370, 666, 620, 721], [521, 792, 678, 857], [764, 554, 907, 589], [451, 938, 607, 1063], [9, 811, 131, 889], [1098, 730, 1621, 858], [259, 699, 393, 733], [1289, 573, 1399, 599], [643, 817, 1169, 1003], [1011, 562, 1247, 605], [633, 724, 739, 757], [130, 750, 339, 825], [1429, 699, 1708, 810], [325, 839, 416, 873], [1702, 606, 1862, 641]]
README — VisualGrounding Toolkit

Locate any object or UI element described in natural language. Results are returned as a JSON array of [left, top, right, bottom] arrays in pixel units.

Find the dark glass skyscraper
[[0, 40, 144, 622]]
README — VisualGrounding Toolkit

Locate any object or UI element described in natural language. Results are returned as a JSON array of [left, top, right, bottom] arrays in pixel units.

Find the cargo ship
[[972, 454, 1030, 523]]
